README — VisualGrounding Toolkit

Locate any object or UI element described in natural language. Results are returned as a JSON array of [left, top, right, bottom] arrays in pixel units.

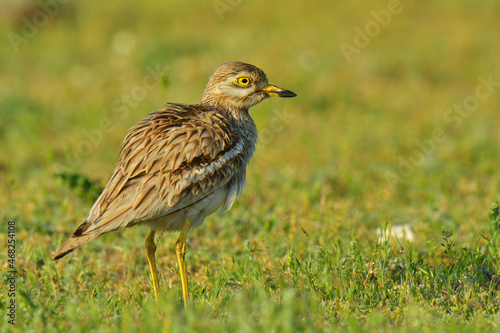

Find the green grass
[[2, 0, 500, 331]]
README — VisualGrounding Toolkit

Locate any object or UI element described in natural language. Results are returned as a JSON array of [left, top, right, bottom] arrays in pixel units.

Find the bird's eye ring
[[236, 76, 252, 87]]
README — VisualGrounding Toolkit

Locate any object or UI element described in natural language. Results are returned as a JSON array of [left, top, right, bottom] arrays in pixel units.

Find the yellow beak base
[[260, 84, 296, 98]]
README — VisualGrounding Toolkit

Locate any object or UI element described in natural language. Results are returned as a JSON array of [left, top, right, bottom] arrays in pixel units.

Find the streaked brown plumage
[[53, 61, 296, 307]]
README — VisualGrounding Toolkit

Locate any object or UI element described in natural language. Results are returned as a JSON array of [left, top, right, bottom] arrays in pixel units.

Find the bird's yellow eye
[[236, 76, 252, 87]]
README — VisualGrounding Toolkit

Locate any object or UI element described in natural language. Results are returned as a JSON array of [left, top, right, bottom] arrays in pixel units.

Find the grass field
[[2, 0, 500, 331]]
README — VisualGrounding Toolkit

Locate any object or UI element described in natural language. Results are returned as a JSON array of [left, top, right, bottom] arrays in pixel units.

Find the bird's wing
[[72, 103, 245, 237]]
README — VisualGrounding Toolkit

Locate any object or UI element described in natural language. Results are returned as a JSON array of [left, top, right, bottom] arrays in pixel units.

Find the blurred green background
[[1, 0, 500, 331]]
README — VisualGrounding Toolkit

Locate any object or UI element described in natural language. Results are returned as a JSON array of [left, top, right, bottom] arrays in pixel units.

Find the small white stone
[[376, 224, 415, 242]]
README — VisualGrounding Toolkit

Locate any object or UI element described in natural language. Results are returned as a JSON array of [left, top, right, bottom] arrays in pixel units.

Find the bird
[[53, 61, 296, 308]]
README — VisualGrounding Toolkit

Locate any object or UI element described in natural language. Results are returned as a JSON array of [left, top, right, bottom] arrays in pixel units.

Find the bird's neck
[[197, 98, 257, 150], [199, 99, 251, 122]]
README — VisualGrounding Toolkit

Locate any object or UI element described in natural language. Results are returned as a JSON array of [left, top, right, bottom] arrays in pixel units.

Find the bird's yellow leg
[[175, 220, 192, 309], [145, 230, 159, 302]]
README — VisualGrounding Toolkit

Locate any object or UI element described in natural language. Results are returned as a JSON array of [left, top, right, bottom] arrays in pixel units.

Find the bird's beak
[[260, 84, 297, 98]]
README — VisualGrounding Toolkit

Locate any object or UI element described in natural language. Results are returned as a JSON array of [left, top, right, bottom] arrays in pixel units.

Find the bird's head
[[201, 62, 296, 112]]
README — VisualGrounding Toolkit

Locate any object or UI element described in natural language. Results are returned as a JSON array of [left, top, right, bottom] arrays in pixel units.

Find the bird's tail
[[52, 234, 97, 260]]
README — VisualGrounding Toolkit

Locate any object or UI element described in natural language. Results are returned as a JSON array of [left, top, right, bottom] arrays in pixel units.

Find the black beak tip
[[280, 90, 297, 98]]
